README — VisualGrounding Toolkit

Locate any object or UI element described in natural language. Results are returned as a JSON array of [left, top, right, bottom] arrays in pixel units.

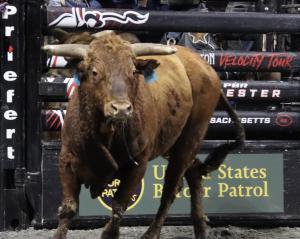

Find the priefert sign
[[1, 5, 19, 165]]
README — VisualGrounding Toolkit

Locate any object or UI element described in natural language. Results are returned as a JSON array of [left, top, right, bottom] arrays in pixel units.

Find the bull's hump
[[143, 55, 193, 139], [148, 54, 192, 104]]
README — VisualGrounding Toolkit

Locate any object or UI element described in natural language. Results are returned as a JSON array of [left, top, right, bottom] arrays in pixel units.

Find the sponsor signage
[[200, 51, 300, 72], [98, 179, 145, 211], [47, 51, 300, 72], [207, 111, 300, 139], [79, 154, 284, 216], [41, 110, 300, 140], [223, 81, 280, 100], [1, 4, 23, 169], [46, 8, 300, 33], [48, 7, 149, 29], [40, 78, 300, 102]]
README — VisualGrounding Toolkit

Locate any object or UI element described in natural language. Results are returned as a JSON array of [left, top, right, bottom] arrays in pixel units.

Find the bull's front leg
[[101, 162, 147, 239], [53, 148, 81, 239], [141, 161, 185, 239]]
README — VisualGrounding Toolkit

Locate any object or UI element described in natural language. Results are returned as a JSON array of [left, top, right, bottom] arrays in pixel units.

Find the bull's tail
[[200, 90, 245, 175]]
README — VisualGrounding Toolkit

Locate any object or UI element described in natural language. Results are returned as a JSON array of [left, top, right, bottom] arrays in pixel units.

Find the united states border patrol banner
[[79, 154, 284, 216]]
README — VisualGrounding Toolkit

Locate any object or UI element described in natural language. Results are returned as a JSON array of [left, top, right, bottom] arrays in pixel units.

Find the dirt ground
[[1, 226, 300, 239]]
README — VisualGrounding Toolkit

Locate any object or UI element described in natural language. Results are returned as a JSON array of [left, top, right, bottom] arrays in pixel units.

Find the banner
[[79, 154, 284, 216]]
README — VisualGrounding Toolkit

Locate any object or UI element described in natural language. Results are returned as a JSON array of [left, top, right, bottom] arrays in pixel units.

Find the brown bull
[[43, 32, 245, 239]]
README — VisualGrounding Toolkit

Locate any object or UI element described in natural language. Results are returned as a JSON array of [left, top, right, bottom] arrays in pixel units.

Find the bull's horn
[[92, 30, 115, 38], [130, 43, 177, 56], [42, 44, 89, 59]]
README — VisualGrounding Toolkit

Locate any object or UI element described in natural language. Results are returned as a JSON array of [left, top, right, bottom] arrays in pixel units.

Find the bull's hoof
[[51, 231, 67, 239], [140, 231, 160, 239], [58, 200, 77, 219], [101, 222, 120, 239], [194, 220, 209, 239], [195, 230, 208, 239], [101, 231, 119, 239], [101, 213, 123, 239]]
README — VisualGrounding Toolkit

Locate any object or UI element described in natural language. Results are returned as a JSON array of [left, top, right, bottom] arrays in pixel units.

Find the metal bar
[[41, 110, 300, 140], [39, 79, 300, 103], [39, 78, 76, 100], [0, 1, 4, 231], [282, 4, 300, 8], [25, 0, 44, 226], [38, 82, 68, 101], [35, 213, 300, 229], [46, 51, 300, 72], [203, 140, 300, 151], [46, 56, 67, 68], [205, 0, 259, 1], [39, 139, 300, 153], [207, 110, 300, 140], [222, 80, 300, 102], [47, 7, 300, 33]]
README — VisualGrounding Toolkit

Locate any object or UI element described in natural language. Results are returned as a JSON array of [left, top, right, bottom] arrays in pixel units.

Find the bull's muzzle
[[105, 100, 133, 119]]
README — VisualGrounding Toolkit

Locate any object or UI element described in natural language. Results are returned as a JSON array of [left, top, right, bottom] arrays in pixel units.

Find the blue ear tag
[[73, 72, 81, 86], [144, 71, 157, 84]]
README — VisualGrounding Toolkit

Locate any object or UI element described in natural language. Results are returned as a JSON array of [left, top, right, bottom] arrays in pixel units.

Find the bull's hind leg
[[185, 160, 209, 239], [141, 142, 198, 239], [141, 117, 210, 239], [53, 148, 81, 239], [142, 100, 218, 239]]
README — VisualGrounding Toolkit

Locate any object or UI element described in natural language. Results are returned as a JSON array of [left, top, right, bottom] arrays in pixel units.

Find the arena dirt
[[2, 226, 300, 239]]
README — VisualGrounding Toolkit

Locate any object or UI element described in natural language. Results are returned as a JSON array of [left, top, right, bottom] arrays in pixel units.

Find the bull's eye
[[91, 67, 101, 84]]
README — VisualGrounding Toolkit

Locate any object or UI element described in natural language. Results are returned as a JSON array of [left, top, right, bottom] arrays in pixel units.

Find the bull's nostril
[[127, 104, 133, 113], [111, 103, 119, 114], [108, 101, 133, 117]]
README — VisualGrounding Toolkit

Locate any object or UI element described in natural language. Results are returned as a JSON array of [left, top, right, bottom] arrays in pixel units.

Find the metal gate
[[1, 0, 300, 231]]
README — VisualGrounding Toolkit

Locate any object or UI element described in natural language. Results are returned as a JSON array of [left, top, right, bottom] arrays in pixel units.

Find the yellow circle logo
[[98, 178, 145, 211]]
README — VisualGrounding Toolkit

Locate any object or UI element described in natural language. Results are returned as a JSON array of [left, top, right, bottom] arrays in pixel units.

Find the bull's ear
[[74, 60, 88, 81], [135, 59, 160, 76], [51, 28, 71, 43]]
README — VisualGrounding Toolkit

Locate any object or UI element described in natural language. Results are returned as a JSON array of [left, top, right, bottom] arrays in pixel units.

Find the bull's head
[[43, 32, 176, 121]]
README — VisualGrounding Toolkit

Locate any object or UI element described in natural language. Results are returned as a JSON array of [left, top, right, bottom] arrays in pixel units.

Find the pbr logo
[[49, 7, 149, 29], [98, 178, 145, 211], [275, 113, 293, 127]]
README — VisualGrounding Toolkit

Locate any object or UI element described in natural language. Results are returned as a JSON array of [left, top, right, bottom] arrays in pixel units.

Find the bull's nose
[[110, 100, 133, 117]]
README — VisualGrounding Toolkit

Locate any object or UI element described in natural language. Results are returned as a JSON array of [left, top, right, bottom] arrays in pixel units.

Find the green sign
[[79, 153, 284, 216]]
